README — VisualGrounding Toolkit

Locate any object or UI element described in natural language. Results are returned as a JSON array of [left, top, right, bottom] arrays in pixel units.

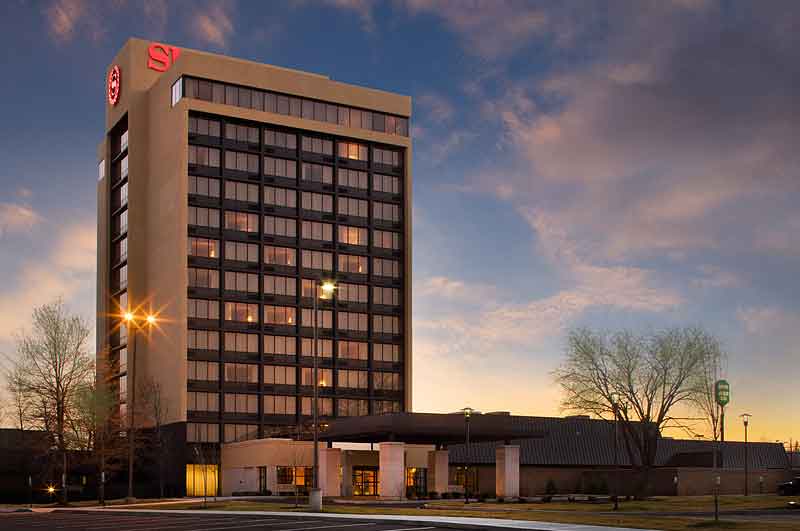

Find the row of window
[[180, 77, 410, 137], [188, 335, 401, 362], [190, 269, 400, 304], [187, 365, 400, 390], [190, 238, 402, 278], [187, 300, 401, 333]]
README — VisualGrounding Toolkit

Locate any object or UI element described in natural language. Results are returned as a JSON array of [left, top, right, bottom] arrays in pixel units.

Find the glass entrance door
[[352, 466, 379, 496]]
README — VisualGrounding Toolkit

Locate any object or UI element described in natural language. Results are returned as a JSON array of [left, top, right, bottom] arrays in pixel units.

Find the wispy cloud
[[321, 0, 376, 32], [191, 2, 235, 49], [0, 203, 42, 237], [44, 0, 87, 42], [416, 92, 455, 123]]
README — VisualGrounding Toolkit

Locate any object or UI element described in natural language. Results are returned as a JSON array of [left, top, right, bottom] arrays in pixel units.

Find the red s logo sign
[[147, 43, 181, 72]]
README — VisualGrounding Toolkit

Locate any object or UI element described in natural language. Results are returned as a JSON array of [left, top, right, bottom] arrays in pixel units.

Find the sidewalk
[[59, 506, 659, 531]]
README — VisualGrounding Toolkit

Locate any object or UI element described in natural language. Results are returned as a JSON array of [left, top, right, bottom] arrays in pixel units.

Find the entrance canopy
[[318, 412, 546, 445]]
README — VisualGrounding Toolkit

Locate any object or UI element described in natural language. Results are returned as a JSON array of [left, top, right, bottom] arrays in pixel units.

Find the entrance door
[[352, 466, 379, 496]]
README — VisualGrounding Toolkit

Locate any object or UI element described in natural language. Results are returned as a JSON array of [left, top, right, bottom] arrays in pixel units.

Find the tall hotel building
[[97, 39, 411, 491]]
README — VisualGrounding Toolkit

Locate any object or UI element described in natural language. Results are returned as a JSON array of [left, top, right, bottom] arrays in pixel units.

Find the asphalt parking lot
[[0, 511, 476, 531]]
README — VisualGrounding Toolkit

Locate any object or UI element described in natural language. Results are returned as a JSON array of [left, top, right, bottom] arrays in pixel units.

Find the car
[[778, 477, 800, 496]]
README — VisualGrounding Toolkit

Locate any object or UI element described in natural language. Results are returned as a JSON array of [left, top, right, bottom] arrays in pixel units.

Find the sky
[[0, 0, 798, 444]]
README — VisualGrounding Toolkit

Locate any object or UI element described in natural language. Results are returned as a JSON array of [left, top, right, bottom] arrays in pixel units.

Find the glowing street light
[[311, 279, 336, 512]]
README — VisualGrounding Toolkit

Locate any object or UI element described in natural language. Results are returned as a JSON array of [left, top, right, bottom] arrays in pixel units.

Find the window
[[225, 241, 259, 262], [338, 369, 368, 389], [301, 136, 333, 156], [337, 197, 368, 218], [225, 123, 259, 144], [301, 309, 332, 329], [301, 397, 333, 416], [224, 150, 259, 173], [188, 299, 219, 320], [224, 363, 258, 383], [188, 267, 219, 289], [264, 365, 296, 385], [224, 302, 259, 323], [188, 360, 219, 381], [338, 399, 368, 417], [374, 343, 400, 363], [301, 192, 333, 213], [189, 117, 221, 137], [171, 78, 182, 107], [112, 265, 127, 290], [224, 424, 258, 443], [301, 162, 333, 184], [373, 201, 401, 222], [301, 250, 333, 271], [339, 254, 367, 274], [225, 393, 258, 414], [338, 283, 368, 303], [373, 257, 400, 278], [224, 332, 259, 353], [264, 129, 297, 149], [263, 395, 296, 415], [337, 168, 368, 190], [301, 367, 333, 387], [264, 275, 296, 296], [337, 141, 368, 161], [374, 315, 401, 335], [189, 237, 220, 259], [264, 335, 296, 356], [188, 206, 220, 228], [264, 156, 296, 179], [224, 271, 259, 293], [338, 311, 368, 332], [301, 279, 327, 299], [264, 216, 297, 238], [373, 286, 400, 306], [119, 156, 128, 180], [338, 340, 368, 361], [373, 147, 401, 167], [373, 173, 401, 194], [264, 246, 296, 266], [225, 181, 259, 203], [188, 145, 220, 167], [117, 347, 127, 374], [264, 186, 297, 208], [119, 375, 127, 402], [264, 305, 296, 325], [301, 221, 333, 241], [113, 237, 127, 263], [189, 175, 220, 197], [113, 210, 128, 237], [113, 182, 128, 210], [300, 338, 333, 358], [338, 225, 368, 246], [188, 392, 219, 412], [374, 372, 401, 391], [188, 330, 219, 351], [187, 423, 219, 443], [374, 400, 401, 415], [98, 159, 105, 182], [224, 211, 259, 232], [373, 229, 401, 249]]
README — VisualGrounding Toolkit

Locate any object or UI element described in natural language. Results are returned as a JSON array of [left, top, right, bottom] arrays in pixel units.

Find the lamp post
[[610, 394, 620, 511], [124, 311, 156, 502], [462, 407, 474, 504], [310, 280, 335, 512], [740, 413, 751, 496]]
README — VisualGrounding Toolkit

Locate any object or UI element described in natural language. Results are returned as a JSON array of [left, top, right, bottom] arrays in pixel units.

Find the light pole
[[740, 413, 751, 496], [610, 394, 620, 511], [310, 280, 335, 512], [462, 407, 473, 504], [124, 311, 156, 502]]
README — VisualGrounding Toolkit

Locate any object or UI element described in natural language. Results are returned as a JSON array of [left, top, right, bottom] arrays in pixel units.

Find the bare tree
[[141, 379, 170, 498], [554, 326, 722, 496], [5, 364, 35, 430], [691, 337, 727, 442], [10, 300, 94, 503]]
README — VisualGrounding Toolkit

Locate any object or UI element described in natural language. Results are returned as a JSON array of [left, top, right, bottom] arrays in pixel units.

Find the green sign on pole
[[715, 380, 730, 406]]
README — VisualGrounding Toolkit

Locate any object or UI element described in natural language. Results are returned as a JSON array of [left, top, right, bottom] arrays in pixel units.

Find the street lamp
[[461, 407, 474, 504], [740, 413, 752, 496], [610, 393, 620, 511], [124, 311, 157, 502], [311, 279, 335, 512]]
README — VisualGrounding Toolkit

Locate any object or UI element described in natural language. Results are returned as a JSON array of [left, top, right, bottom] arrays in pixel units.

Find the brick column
[[496, 445, 520, 498], [427, 449, 449, 495], [318, 447, 342, 497], [378, 442, 406, 499]]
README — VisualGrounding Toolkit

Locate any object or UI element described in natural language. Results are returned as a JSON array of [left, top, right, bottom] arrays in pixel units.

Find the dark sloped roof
[[447, 416, 789, 469]]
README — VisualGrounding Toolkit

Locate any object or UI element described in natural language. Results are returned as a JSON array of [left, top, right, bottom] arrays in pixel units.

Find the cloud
[[0, 203, 42, 237], [737, 306, 800, 337], [15, 188, 33, 199], [44, 0, 86, 42], [321, 0, 376, 32], [0, 222, 96, 344], [416, 92, 455, 123], [191, 2, 235, 49], [691, 265, 740, 290]]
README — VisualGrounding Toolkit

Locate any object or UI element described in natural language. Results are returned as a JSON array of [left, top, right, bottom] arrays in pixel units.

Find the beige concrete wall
[[222, 438, 314, 469]]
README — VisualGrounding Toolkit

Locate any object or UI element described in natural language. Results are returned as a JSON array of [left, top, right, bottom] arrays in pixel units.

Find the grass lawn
[[127, 497, 800, 531]]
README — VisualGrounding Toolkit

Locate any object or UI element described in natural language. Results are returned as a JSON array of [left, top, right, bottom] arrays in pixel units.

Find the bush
[[441, 491, 451, 499], [497, 496, 505, 503], [542, 495, 553, 503], [406, 486, 417, 499], [545, 479, 557, 495], [427, 491, 439, 500]]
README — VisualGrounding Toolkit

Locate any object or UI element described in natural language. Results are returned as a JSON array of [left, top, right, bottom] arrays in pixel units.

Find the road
[[0, 511, 479, 531]]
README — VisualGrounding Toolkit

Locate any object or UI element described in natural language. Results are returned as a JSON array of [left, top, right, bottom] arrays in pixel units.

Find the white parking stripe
[[378, 528, 436, 531], [273, 524, 375, 531]]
